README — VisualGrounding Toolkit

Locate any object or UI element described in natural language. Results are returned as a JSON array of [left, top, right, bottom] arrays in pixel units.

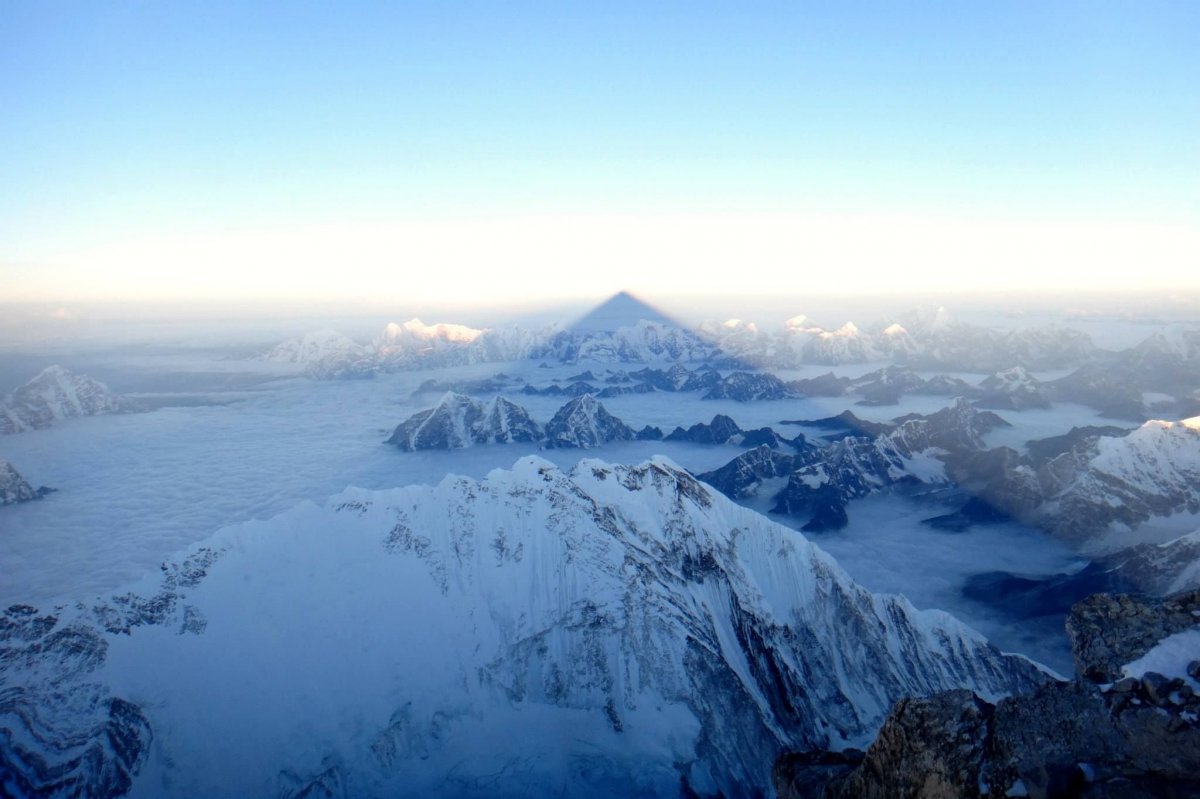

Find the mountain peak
[[569, 291, 674, 333]]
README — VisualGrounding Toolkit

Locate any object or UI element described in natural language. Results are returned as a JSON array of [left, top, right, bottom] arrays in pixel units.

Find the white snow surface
[[1122, 629, 1200, 691], [80, 456, 1043, 798]]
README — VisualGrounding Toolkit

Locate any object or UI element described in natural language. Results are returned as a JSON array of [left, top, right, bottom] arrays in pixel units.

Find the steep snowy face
[[542, 395, 635, 448], [386, 393, 541, 450], [0, 458, 1047, 798], [0, 366, 129, 434], [1033, 417, 1200, 543]]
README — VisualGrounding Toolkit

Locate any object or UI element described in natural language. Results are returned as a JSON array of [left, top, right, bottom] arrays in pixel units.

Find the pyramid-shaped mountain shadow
[[555, 290, 767, 373], [568, 290, 675, 333]]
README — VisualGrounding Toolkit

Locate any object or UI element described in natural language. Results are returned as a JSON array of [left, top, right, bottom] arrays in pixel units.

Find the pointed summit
[[569, 291, 674, 333]]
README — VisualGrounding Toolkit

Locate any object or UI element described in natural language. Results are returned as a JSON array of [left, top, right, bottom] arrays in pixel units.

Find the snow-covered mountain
[[386, 393, 541, 450], [542, 394, 635, 448], [266, 329, 377, 378], [770, 399, 1010, 530], [976, 366, 1051, 410], [0, 459, 51, 505], [1096, 530, 1200, 596], [0, 366, 131, 434], [0, 457, 1047, 798], [1030, 416, 1200, 544]]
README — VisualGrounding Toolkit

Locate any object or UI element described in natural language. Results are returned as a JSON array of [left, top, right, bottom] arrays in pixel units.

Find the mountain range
[[0, 457, 1047, 798]]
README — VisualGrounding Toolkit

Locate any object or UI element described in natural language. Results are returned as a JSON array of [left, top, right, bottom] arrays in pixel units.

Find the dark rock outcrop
[[774, 590, 1200, 799]]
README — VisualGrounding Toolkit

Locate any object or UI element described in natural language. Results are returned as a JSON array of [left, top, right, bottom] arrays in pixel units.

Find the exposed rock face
[[771, 400, 1006, 530], [1, 366, 132, 434], [1065, 590, 1200, 683], [774, 590, 1200, 799], [0, 460, 53, 505], [386, 393, 541, 450], [541, 395, 634, 449], [0, 604, 154, 798]]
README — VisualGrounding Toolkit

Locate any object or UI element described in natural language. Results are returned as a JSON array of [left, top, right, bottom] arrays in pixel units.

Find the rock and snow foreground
[[774, 590, 1200, 799], [0, 457, 1047, 798]]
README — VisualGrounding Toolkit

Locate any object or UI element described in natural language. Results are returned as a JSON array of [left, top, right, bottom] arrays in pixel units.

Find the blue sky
[[2, 2, 1198, 304]]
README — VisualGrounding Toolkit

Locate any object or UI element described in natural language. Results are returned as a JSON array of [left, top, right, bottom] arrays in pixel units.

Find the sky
[[2, 1, 1198, 307]]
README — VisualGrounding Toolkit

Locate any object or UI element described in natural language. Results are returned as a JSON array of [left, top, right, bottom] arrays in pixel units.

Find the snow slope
[[1, 457, 1047, 799]]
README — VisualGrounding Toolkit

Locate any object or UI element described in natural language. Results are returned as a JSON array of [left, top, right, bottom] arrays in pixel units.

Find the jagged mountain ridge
[[0, 457, 1047, 798], [698, 399, 1009, 531], [386, 392, 543, 450], [703, 397, 1200, 548]]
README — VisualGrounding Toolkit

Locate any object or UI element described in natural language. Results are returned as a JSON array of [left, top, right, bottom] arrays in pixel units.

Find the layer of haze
[[2, 2, 1198, 304]]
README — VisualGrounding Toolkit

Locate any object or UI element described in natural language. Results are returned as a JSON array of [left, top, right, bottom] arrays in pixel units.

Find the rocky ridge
[[774, 589, 1200, 799]]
